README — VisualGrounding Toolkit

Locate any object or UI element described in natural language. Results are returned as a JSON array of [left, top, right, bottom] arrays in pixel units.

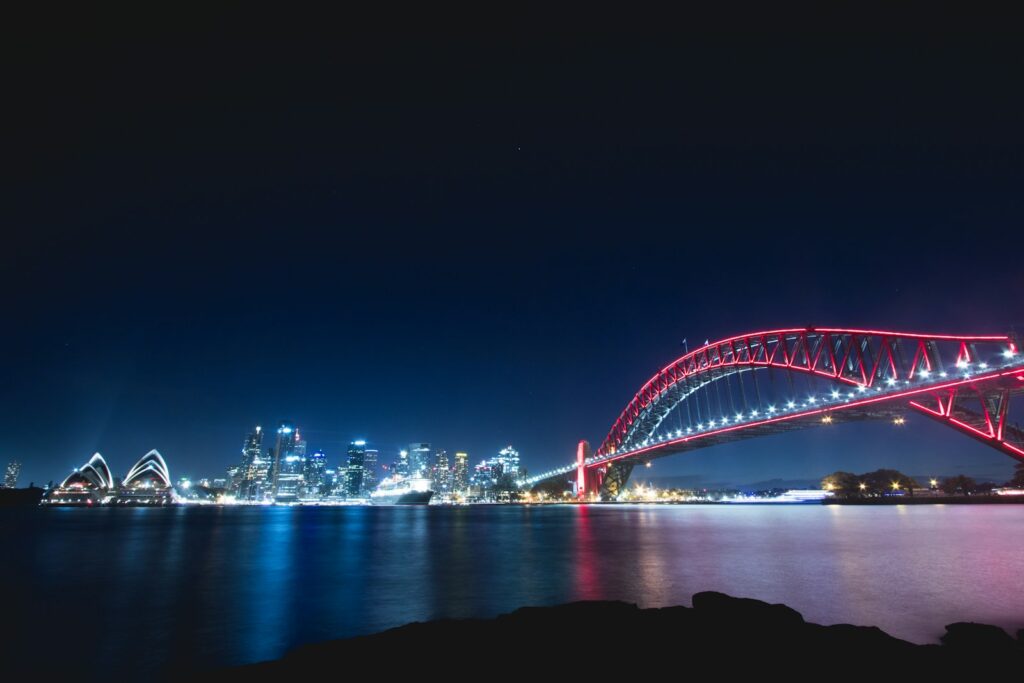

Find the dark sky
[[5, 17, 1023, 487]]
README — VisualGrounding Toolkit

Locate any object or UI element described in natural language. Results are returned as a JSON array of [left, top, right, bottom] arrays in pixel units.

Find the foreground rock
[[201, 592, 1022, 680]]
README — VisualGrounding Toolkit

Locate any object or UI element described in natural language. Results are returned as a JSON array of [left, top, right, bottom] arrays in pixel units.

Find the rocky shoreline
[[200, 592, 1023, 680]]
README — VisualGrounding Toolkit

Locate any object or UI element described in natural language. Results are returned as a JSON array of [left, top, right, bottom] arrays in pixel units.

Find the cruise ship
[[370, 476, 434, 505]]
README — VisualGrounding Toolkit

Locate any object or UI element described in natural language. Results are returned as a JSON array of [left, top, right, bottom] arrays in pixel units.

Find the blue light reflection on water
[[3, 504, 1024, 677]]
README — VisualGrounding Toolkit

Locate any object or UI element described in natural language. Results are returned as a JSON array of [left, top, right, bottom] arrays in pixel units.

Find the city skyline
[[6, 24, 1023, 490]]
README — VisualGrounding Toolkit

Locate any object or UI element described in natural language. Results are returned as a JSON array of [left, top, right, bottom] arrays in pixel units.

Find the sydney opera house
[[42, 450, 174, 506]]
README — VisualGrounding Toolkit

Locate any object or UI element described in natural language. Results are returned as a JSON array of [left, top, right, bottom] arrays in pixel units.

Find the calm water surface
[[3, 504, 1023, 676]]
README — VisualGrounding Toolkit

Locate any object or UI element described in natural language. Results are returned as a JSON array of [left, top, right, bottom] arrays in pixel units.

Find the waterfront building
[[495, 445, 520, 478], [235, 425, 270, 501], [3, 460, 21, 488], [273, 422, 304, 502], [408, 442, 431, 478], [115, 450, 173, 505], [363, 448, 378, 495], [396, 449, 410, 477], [43, 450, 173, 506], [470, 460, 496, 499], [345, 441, 367, 497], [43, 453, 114, 505], [304, 449, 328, 498], [433, 449, 451, 497], [453, 452, 468, 494]]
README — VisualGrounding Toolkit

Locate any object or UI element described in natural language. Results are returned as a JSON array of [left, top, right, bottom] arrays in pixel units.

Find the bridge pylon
[[576, 440, 592, 500]]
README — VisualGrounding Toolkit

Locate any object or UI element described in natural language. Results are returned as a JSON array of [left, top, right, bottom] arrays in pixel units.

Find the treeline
[[822, 462, 1024, 498]]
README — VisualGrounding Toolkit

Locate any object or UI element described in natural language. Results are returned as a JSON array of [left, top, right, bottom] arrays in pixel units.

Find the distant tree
[[941, 475, 977, 495], [860, 469, 918, 496], [821, 471, 861, 497], [973, 481, 996, 494], [1010, 462, 1024, 488]]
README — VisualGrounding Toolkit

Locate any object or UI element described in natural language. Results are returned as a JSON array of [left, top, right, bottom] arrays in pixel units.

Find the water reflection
[[4, 504, 1024, 678]]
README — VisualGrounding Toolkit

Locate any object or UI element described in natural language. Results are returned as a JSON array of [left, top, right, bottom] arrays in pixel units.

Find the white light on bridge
[[807, 396, 816, 404], [919, 368, 930, 378], [886, 377, 896, 386], [980, 362, 989, 369], [767, 406, 776, 414], [1005, 349, 1017, 358], [786, 401, 796, 409], [831, 390, 840, 399]]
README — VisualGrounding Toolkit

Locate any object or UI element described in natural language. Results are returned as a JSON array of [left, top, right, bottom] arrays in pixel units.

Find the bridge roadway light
[[919, 368, 930, 378], [1005, 349, 1017, 358], [767, 406, 776, 414], [886, 377, 897, 386], [786, 401, 796, 409], [831, 390, 840, 399], [857, 384, 867, 393]]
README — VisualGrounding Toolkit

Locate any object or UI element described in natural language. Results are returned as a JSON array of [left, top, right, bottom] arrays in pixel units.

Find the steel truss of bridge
[[521, 328, 1024, 499]]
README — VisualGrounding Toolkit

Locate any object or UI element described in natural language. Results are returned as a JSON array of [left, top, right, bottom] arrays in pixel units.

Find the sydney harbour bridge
[[522, 328, 1024, 500]]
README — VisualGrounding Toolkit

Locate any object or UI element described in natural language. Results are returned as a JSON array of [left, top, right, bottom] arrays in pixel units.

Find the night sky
[[6, 18, 1023, 488]]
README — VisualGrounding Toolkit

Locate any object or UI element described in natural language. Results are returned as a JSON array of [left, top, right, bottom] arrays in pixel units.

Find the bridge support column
[[576, 440, 591, 500]]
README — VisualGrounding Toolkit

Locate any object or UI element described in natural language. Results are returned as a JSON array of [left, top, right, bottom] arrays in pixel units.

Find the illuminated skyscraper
[[453, 452, 468, 494], [3, 460, 21, 489], [273, 421, 304, 502], [345, 440, 367, 497], [234, 425, 266, 500], [433, 449, 450, 495], [396, 449, 410, 477], [408, 443, 431, 478], [363, 448, 378, 494], [496, 445, 520, 478], [304, 449, 327, 498]]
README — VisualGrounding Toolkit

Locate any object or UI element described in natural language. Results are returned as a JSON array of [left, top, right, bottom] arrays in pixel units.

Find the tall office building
[[363, 448, 378, 494], [304, 449, 327, 498], [3, 460, 21, 488], [344, 440, 367, 497], [453, 452, 469, 494], [234, 425, 265, 499], [496, 445, 521, 478], [396, 449, 410, 477], [433, 449, 451, 495], [273, 422, 304, 502], [408, 443, 432, 478]]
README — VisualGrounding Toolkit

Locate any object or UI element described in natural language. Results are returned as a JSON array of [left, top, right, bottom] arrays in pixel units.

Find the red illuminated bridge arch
[[521, 328, 1024, 499]]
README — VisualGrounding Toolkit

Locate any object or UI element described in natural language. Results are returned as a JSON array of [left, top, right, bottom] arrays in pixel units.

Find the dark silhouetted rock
[[196, 593, 1024, 682], [942, 622, 1019, 652]]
